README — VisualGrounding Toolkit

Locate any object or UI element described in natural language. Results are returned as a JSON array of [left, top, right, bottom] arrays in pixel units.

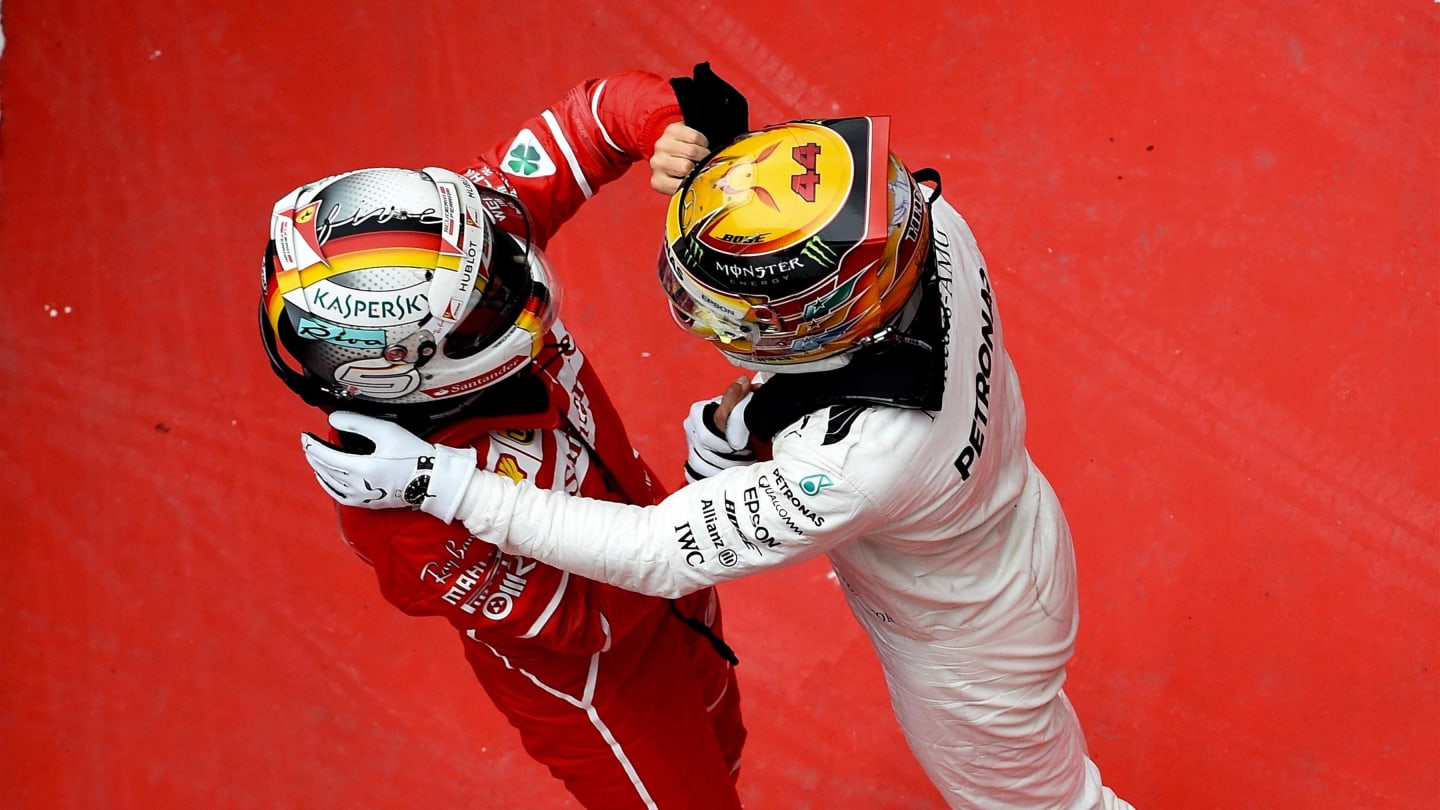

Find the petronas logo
[[503, 129, 556, 178], [799, 473, 834, 495]]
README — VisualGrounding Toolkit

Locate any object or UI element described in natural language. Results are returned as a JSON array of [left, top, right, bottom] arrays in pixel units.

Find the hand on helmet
[[301, 412, 477, 523], [668, 62, 750, 154], [683, 377, 757, 483], [651, 122, 711, 195]]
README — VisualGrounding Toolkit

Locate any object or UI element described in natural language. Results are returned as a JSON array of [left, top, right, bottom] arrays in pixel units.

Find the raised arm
[[465, 71, 682, 246]]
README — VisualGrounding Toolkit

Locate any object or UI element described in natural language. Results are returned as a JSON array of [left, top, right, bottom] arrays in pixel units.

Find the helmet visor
[[658, 246, 819, 363], [444, 225, 534, 359], [659, 248, 757, 342]]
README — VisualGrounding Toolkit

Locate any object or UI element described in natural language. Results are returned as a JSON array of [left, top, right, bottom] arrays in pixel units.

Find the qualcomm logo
[[798, 473, 833, 496]]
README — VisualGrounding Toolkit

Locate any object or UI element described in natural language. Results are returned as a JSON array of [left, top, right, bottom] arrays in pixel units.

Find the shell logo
[[495, 454, 527, 483], [674, 122, 854, 256]]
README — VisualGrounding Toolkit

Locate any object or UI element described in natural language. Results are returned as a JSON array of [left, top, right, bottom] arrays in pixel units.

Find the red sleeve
[[463, 71, 682, 246]]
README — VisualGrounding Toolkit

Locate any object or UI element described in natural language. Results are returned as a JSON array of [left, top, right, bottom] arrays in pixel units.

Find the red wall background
[[1, 1, 1435, 807]]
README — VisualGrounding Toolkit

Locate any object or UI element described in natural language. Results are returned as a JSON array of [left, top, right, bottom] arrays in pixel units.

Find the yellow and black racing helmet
[[658, 117, 931, 372]]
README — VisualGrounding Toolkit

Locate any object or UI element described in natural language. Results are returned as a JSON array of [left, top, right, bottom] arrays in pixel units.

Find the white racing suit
[[456, 197, 1134, 809]]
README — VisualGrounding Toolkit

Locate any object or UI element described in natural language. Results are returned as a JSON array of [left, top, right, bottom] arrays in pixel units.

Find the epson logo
[[740, 488, 782, 549]]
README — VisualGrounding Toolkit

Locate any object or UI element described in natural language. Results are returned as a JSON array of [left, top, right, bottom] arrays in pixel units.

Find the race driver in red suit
[[258, 69, 746, 808]]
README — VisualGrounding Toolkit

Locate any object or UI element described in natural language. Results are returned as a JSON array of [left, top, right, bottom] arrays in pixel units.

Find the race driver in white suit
[[302, 115, 1136, 809]]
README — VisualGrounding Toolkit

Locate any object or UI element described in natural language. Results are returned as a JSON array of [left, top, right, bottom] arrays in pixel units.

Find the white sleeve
[[453, 437, 885, 599]]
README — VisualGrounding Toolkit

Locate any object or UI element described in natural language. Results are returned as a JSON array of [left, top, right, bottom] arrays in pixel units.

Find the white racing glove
[[300, 411, 477, 523], [683, 390, 755, 483]]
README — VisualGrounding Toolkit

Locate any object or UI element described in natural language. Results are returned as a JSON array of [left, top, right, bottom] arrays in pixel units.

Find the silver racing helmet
[[260, 167, 560, 424]]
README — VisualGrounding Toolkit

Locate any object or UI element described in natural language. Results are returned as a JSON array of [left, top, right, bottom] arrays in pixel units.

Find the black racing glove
[[669, 62, 750, 150]]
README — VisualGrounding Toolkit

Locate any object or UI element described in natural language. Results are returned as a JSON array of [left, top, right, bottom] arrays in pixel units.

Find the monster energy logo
[[803, 276, 858, 319], [679, 236, 704, 267], [799, 237, 838, 268]]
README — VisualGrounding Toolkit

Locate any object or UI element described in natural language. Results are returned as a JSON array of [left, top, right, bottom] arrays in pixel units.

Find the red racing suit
[[331, 72, 746, 809]]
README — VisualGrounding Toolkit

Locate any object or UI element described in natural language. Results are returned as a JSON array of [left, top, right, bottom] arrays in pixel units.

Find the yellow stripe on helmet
[[271, 247, 459, 296]]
